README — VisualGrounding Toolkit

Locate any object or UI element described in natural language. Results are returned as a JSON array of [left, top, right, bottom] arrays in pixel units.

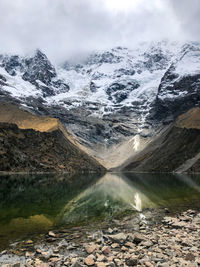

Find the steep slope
[[151, 43, 200, 123], [122, 108, 200, 173], [0, 103, 105, 173], [0, 102, 59, 132]]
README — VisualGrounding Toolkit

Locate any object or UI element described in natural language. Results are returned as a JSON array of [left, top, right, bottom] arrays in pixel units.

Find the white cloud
[[0, 0, 198, 63]]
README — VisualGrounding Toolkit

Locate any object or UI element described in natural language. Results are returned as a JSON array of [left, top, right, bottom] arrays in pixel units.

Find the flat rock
[[108, 233, 127, 243]]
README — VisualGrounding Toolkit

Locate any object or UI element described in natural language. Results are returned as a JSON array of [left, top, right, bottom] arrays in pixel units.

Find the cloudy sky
[[0, 0, 199, 63]]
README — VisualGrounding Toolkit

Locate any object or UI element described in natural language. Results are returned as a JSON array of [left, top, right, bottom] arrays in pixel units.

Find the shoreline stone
[[0, 209, 200, 267]]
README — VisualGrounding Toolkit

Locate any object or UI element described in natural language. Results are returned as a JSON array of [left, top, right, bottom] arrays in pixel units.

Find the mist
[[0, 0, 199, 63]]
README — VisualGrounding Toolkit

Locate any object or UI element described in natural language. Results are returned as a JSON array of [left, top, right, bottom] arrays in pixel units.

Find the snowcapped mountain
[[0, 41, 200, 147]]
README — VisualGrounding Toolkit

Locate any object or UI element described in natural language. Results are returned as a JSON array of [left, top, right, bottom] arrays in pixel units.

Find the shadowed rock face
[[122, 108, 200, 173], [0, 104, 105, 173], [151, 72, 200, 123], [0, 123, 105, 173], [123, 127, 200, 172], [106, 81, 140, 103], [22, 50, 57, 86], [150, 44, 200, 124]]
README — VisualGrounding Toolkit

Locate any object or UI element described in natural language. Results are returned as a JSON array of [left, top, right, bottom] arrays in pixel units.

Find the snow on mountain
[[0, 41, 184, 111], [153, 43, 200, 122], [0, 50, 69, 100], [0, 41, 200, 145], [158, 43, 200, 100], [33, 40, 183, 125]]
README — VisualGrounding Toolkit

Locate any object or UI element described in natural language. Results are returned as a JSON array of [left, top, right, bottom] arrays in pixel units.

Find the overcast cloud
[[0, 0, 199, 63]]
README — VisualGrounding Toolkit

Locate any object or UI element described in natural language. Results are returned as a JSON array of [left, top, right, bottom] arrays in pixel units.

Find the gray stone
[[125, 256, 138, 266], [108, 233, 127, 243]]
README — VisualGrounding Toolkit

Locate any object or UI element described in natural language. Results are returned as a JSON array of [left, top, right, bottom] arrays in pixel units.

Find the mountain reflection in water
[[0, 172, 200, 249]]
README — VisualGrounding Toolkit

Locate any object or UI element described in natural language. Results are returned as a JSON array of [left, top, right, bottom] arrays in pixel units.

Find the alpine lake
[[0, 172, 200, 250]]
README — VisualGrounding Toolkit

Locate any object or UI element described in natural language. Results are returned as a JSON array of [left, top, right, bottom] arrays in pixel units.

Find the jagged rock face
[[0, 50, 69, 99], [0, 41, 200, 147], [106, 80, 140, 103], [151, 44, 200, 122], [22, 50, 57, 85]]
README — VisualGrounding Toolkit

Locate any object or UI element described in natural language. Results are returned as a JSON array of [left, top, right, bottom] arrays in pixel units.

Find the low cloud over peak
[[0, 0, 199, 63]]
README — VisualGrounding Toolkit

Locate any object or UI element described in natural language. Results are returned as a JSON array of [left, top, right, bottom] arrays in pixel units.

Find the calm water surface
[[0, 172, 200, 249]]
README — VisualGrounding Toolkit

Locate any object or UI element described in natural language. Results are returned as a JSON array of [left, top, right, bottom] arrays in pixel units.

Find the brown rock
[[145, 262, 154, 267], [25, 240, 33, 245], [96, 254, 105, 262], [109, 233, 127, 243], [34, 259, 50, 267], [125, 256, 138, 266], [107, 256, 114, 262], [114, 258, 123, 266], [96, 263, 106, 267], [102, 246, 111, 256], [121, 246, 128, 252], [125, 242, 135, 249], [71, 261, 83, 267], [49, 257, 60, 262], [111, 243, 119, 248], [133, 233, 145, 244], [185, 252, 195, 261], [85, 257, 95, 266], [25, 251, 33, 257], [85, 244, 97, 254], [48, 231, 56, 237]]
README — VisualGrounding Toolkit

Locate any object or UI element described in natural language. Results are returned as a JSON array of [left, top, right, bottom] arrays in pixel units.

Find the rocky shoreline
[[0, 209, 200, 267]]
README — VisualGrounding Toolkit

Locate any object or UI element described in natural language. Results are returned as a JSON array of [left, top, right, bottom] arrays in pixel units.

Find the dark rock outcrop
[[0, 122, 105, 173], [0, 103, 105, 173]]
